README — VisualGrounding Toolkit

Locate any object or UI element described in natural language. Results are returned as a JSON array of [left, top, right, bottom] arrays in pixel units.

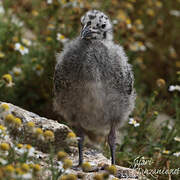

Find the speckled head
[[80, 10, 113, 41]]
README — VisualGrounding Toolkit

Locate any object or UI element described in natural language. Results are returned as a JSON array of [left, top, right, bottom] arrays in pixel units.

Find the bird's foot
[[71, 164, 82, 171]]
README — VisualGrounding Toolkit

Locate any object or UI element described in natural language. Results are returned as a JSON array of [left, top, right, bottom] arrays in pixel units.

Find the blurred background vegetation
[[0, 0, 180, 179]]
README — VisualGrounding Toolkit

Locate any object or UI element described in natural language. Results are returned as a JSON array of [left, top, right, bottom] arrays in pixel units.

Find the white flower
[[57, 161, 65, 172], [112, 19, 118, 25], [0, 158, 8, 165], [15, 43, 29, 55], [137, 24, 144, 30], [173, 152, 180, 157], [170, 10, 180, 17], [0, 6, 5, 14], [169, 85, 180, 92], [12, 67, 22, 76], [11, 15, 24, 27], [129, 42, 146, 52], [14, 145, 35, 157], [21, 173, 32, 179], [174, 136, 180, 142], [145, 42, 153, 49], [22, 38, 32, 46], [57, 33, 68, 43], [47, 0, 53, 4], [14, 146, 26, 155], [162, 150, 170, 154], [0, 103, 11, 120], [128, 118, 140, 127], [127, 23, 132, 29]]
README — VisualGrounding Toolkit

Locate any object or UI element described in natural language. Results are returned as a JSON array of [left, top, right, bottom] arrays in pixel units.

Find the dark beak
[[80, 25, 92, 39]]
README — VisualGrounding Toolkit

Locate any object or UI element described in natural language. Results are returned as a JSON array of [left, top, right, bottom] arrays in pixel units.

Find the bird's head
[[80, 10, 113, 41]]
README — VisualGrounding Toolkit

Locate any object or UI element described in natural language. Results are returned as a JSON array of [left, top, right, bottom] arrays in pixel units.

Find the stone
[[0, 101, 148, 179], [0, 101, 71, 152]]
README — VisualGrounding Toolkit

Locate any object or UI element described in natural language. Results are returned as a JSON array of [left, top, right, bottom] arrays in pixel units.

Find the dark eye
[[101, 24, 106, 28], [87, 21, 91, 26]]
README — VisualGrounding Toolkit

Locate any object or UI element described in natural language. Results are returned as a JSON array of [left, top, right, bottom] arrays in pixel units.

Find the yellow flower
[[153, 111, 159, 116], [13, 117, 22, 127], [57, 33, 68, 43], [0, 125, 6, 132], [125, 2, 134, 11], [146, 9, 155, 17], [4, 165, 15, 173], [34, 64, 44, 76], [105, 165, 117, 175], [46, 37, 53, 42], [61, 0, 74, 4], [22, 38, 32, 46], [17, 144, 23, 149], [57, 151, 68, 161], [67, 132, 76, 139], [82, 162, 91, 172], [2, 74, 13, 85], [5, 114, 15, 123], [27, 121, 35, 128], [155, 1, 162, 8], [0, 143, 10, 151], [0, 52, 5, 58], [117, 10, 127, 21], [32, 10, 39, 16], [128, 118, 140, 127], [175, 61, 180, 68], [15, 43, 29, 55], [35, 64, 43, 71], [93, 174, 104, 180], [156, 78, 166, 88], [63, 159, 73, 169], [32, 164, 41, 171], [25, 144, 32, 150], [12, 67, 22, 76], [12, 36, 19, 42], [0, 103, 9, 111], [31, 58, 37, 62], [43, 130, 54, 141], [21, 163, 30, 172], [162, 150, 170, 154], [60, 174, 77, 180], [47, 24, 55, 30], [59, 175, 67, 180], [15, 167, 24, 175], [35, 128, 43, 135]]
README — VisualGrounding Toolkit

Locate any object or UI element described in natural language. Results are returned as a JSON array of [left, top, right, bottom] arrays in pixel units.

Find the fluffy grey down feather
[[54, 10, 136, 146], [54, 37, 136, 136]]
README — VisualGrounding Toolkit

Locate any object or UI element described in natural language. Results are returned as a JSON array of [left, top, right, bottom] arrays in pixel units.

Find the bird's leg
[[71, 128, 84, 171], [78, 133, 84, 166], [108, 123, 116, 165], [75, 128, 84, 166]]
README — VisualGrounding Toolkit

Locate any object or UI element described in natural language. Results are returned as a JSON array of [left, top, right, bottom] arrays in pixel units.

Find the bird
[[54, 9, 136, 166]]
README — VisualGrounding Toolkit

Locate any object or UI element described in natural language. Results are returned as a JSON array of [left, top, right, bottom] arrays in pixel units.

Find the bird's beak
[[80, 25, 92, 39]]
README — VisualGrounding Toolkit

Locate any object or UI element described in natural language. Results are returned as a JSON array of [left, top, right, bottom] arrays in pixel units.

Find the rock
[[0, 101, 71, 152], [0, 101, 148, 179]]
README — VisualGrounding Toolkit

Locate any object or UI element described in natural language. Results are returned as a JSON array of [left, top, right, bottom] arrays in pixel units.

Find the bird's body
[[54, 10, 136, 165]]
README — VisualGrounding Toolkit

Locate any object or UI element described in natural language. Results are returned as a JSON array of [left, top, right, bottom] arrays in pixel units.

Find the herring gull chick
[[54, 9, 136, 165]]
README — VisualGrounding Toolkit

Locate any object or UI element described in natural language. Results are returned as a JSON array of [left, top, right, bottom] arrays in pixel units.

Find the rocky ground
[[0, 101, 149, 180]]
